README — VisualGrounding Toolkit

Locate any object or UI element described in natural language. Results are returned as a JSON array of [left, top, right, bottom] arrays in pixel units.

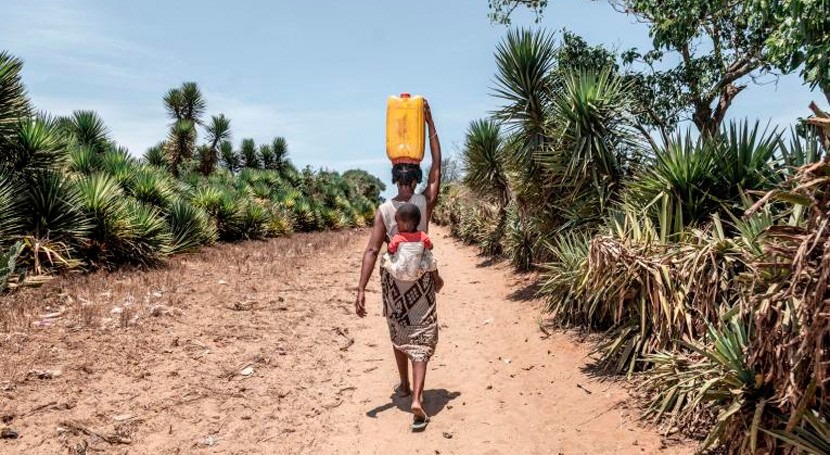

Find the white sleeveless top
[[378, 193, 429, 241]]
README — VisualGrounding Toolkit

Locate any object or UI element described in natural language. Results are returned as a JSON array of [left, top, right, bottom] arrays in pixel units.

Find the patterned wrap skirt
[[380, 268, 438, 362]]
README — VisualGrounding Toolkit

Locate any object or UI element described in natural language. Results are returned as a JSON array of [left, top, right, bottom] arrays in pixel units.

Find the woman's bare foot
[[395, 383, 412, 398], [411, 400, 426, 419], [410, 400, 429, 431]]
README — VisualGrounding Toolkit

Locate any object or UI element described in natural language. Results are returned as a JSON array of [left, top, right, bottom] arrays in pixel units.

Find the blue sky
[[3, 1, 819, 198]]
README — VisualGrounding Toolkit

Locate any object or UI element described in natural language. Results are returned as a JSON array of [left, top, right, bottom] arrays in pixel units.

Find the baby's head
[[395, 203, 421, 233]]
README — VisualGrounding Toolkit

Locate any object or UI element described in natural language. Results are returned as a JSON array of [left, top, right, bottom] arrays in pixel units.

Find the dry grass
[[0, 230, 358, 335]]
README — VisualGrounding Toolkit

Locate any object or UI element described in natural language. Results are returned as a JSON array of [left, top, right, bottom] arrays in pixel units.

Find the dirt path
[[0, 227, 691, 454]]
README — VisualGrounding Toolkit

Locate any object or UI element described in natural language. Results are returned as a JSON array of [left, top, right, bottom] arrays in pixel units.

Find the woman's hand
[[424, 99, 434, 130], [355, 289, 367, 317]]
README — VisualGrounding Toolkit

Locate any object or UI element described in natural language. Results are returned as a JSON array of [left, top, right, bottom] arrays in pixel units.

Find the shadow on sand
[[365, 388, 461, 419]]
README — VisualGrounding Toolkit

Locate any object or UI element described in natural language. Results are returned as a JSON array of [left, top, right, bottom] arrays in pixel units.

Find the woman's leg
[[393, 347, 411, 396], [410, 360, 427, 417]]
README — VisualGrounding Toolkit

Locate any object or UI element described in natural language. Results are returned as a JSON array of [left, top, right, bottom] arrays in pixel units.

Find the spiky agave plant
[[492, 28, 555, 165], [539, 231, 591, 317], [143, 141, 169, 168], [190, 185, 224, 216], [123, 200, 172, 265], [76, 173, 134, 265], [215, 190, 244, 240], [239, 201, 269, 239], [99, 147, 138, 187], [2, 117, 66, 177], [642, 317, 772, 453], [623, 131, 719, 239], [167, 198, 217, 253], [56, 110, 111, 153], [265, 203, 294, 237], [125, 166, 177, 209], [68, 145, 102, 175], [20, 171, 90, 272], [541, 67, 640, 225]]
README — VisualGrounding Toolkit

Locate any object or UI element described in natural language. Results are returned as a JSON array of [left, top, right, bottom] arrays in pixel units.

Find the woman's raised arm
[[355, 210, 387, 317], [423, 99, 442, 217]]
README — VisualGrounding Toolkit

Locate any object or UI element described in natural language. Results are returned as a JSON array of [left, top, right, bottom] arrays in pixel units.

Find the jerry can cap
[[400, 92, 411, 98]]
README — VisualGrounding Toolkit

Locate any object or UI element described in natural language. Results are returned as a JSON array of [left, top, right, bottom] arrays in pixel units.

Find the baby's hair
[[395, 203, 421, 233]]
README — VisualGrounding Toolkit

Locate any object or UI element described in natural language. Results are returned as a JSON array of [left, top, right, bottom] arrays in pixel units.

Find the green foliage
[[143, 142, 168, 168], [0, 241, 24, 292], [126, 166, 177, 209], [240, 138, 259, 169], [259, 143, 275, 170], [462, 119, 510, 203], [23, 171, 90, 246], [343, 169, 386, 203], [76, 173, 133, 263], [57, 110, 111, 153], [0, 51, 32, 142], [756, 0, 830, 101], [219, 140, 239, 172], [167, 198, 216, 254], [624, 122, 781, 238], [0, 172, 23, 240], [488, 0, 548, 24], [642, 317, 769, 452], [3, 118, 66, 177], [200, 114, 231, 175], [164, 81, 206, 124], [490, 1, 810, 134], [0, 51, 376, 289], [124, 200, 172, 265]]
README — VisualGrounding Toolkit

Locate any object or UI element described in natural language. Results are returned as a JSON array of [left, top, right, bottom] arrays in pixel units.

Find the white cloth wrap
[[381, 242, 438, 282]]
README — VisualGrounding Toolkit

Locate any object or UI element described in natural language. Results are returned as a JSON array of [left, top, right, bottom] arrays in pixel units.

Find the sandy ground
[[0, 227, 692, 454]]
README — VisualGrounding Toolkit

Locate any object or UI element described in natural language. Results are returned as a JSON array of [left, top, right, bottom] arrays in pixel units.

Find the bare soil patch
[[0, 227, 691, 454]]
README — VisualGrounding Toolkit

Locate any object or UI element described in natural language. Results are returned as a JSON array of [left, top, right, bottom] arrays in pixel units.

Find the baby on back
[[382, 203, 444, 293]]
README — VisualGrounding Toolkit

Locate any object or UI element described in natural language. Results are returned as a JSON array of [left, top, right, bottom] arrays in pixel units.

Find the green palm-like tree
[[165, 119, 195, 177], [493, 28, 556, 172], [163, 82, 206, 176], [545, 68, 636, 186], [259, 144, 275, 170], [538, 68, 641, 226], [240, 138, 259, 169], [272, 136, 290, 172], [462, 119, 511, 206], [462, 119, 512, 255], [219, 140, 239, 172], [200, 114, 231, 175], [491, 28, 558, 266], [0, 51, 32, 146], [164, 82, 206, 124]]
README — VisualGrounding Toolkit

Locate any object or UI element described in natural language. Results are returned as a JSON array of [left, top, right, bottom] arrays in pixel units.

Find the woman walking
[[355, 100, 441, 431]]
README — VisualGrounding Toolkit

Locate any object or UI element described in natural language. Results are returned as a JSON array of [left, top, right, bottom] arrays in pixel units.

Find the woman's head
[[395, 203, 421, 233], [391, 163, 423, 190]]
